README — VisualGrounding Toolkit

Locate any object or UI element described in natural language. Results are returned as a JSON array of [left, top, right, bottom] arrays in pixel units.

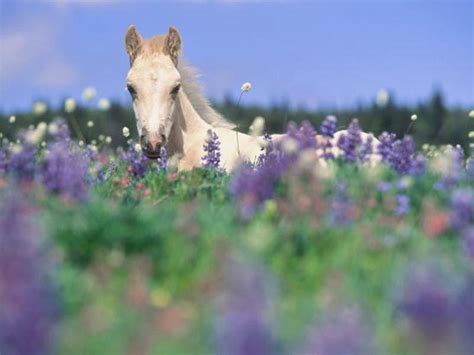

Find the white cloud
[[0, 14, 80, 90]]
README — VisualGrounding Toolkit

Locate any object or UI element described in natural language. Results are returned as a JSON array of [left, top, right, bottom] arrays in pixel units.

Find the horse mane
[[178, 60, 236, 129]]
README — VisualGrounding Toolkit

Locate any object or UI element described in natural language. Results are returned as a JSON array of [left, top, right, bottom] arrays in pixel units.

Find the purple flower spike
[[320, 115, 337, 137], [389, 136, 415, 175], [157, 147, 167, 171], [41, 141, 89, 200], [7, 143, 37, 180], [202, 129, 221, 169], [359, 134, 374, 163], [450, 188, 474, 231], [395, 194, 410, 215], [300, 307, 373, 355], [214, 259, 275, 355], [287, 121, 317, 150], [377, 132, 396, 164], [0, 191, 57, 355], [337, 119, 362, 162]]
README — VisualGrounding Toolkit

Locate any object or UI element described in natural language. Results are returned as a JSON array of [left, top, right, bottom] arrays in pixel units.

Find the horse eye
[[127, 84, 137, 100], [171, 84, 181, 97]]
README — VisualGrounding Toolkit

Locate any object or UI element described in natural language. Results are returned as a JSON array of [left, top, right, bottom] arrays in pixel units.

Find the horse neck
[[166, 90, 210, 158]]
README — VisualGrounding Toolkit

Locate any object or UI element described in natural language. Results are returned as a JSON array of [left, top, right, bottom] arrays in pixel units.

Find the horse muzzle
[[140, 132, 165, 159]]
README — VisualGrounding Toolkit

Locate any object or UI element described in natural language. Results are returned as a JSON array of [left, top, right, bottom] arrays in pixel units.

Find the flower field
[[1, 112, 474, 355]]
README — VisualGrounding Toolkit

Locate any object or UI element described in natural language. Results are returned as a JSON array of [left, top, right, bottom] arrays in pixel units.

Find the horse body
[[124, 26, 378, 171]]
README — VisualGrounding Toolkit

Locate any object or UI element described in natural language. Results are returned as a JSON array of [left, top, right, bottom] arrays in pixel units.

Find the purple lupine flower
[[461, 227, 474, 259], [395, 194, 410, 215], [286, 121, 317, 150], [397, 264, 455, 338], [320, 116, 337, 160], [299, 307, 373, 355], [0, 148, 7, 175], [450, 188, 474, 231], [0, 191, 57, 355], [337, 119, 362, 162], [389, 136, 415, 174], [359, 134, 373, 163], [157, 147, 167, 171], [377, 181, 392, 193], [409, 153, 428, 176], [41, 141, 89, 200], [320, 115, 337, 137], [377, 131, 396, 164], [214, 259, 276, 355], [202, 129, 221, 169], [122, 145, 150, 178], [456, 279, 474, 352], [7, 143, 37, 180], [230, 152, 288, 219], [466, 157, 474, 182], [96, 160, 117, 183]]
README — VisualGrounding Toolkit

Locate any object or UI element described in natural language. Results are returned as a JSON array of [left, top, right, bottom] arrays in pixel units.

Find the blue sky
[[0, 0, 472, 113]]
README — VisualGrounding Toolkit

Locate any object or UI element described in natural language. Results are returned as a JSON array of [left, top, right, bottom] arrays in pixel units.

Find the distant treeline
[[1, 91, 472, 151]]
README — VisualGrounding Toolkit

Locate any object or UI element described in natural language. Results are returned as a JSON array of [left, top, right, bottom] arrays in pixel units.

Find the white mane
[[178, 60, 236, 129]]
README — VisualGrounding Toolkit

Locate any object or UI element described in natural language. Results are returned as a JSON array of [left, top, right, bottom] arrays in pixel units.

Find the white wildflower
[[11, 144, 23, 154], [48, 122, 58, 135], [134, 143, 142, 153], [91, 139, 97, 145], [98, 98, 111, 110], [64, 98, 76, 113], [105, 136, 112, 144], [87, 120, 94, 128], [78, 140, 84, 147], [82, 86, 97, 102], [469, 110, 474, 118], [25, 122, 47, 145], [241, 82, 252, 92], [249, 116, 265, 136], [32, 101, 47, 115], [98, 134, 105, 141], [410, 114, 418, 121], [375, 89, 389, 108], [122, 127, 130, 138], [41, 141, 46, 147], [281, 138, 298, 154], [469, 131, 474, 139], [9, 115, 16, 123]]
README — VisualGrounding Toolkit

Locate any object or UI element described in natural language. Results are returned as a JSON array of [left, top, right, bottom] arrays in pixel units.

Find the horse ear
[[125, 25, 142, 66], [165, 26, 181, 65]]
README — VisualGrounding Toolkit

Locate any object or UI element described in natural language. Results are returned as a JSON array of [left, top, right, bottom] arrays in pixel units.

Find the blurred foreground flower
[[214, 257, 276, 355], [0, 190, 57, 355], [299, 306, 373, 355], [9, 115, 16, 123]]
